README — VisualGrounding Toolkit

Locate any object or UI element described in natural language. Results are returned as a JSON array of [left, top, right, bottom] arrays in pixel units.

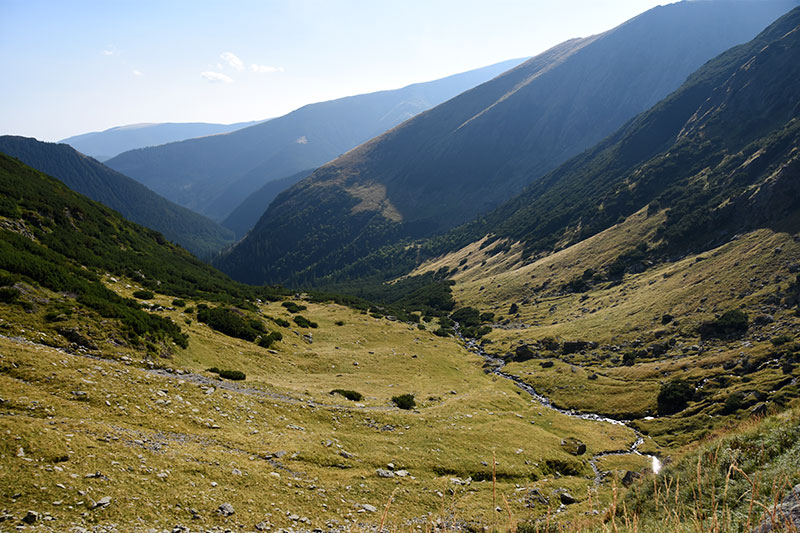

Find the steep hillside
[[106, 58, 524, 221], [59, 119, 264, 161], [221, 168, 314, 238], [0, 137, 234, 258], [217, 0, 797, 286]]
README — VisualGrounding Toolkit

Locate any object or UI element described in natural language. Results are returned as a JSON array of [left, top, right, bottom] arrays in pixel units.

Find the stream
[[459, 333, 662, 484]]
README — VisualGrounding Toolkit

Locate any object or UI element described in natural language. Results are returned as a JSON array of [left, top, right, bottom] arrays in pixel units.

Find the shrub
[[417, 323, 426, 331], [0, 287, 21, 303], [480, 312, 495, 323], [722, 393, 744, 414], [197, 306, 265, 341], [330, 389, 363, 401], [433, 327, 452, 337], [771, 335, 793, 346], [219, 369, 246, 380], [450, 307, 481, 327], [271, 316, 290, 327], [172, 299, 186, 307], [132, 289, 154, 300], [657, 379, 694, 415], [183, 306, 194, 314], [257, 331, 283, 348], [293, 315, 318, 328], [509, 303, 519, 315], [699, 309, 748, 338], [281, 301, 307, 313], [392, 394, 416, 410]]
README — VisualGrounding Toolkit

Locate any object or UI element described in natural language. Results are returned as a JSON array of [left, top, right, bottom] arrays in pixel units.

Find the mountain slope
[[60, 119, 264, 161], [217, 0, 798, 286], [221, 168, 315, 238], [105, 58, 525, 221], [0, 136, 234, 258], [463, 4, 800, 262]]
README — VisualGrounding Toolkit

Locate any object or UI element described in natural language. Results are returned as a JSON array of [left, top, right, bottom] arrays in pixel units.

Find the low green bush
[[330, 389, 363, 401], [392, 394, 416, 410], [132, 289, 154, 300], [293, 315, 318, 328], [281, 301, 307, 313]]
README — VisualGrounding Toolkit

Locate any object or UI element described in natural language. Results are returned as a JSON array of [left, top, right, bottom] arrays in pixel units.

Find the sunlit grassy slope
[[1, 276, 654, 531], [408, 203, 800, 454]]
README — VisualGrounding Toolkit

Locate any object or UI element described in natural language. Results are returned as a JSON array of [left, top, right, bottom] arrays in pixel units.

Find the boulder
[[752, 484, 800, 532], [559, 491, 577, 505], [621, 470, 642, 487], [217, 503, 235, 516], [560, 437, 586, 456]]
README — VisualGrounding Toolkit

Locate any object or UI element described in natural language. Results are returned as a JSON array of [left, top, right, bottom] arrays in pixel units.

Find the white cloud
[[132, 69, 143, 76], [220, 51, 244, 71], [200, 71, 233, 83], [102, 49, 114, 56], [250, 64, 284, 74]]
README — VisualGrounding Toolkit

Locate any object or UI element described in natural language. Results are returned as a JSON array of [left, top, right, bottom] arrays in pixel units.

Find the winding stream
[[459, 334, 661, 484]]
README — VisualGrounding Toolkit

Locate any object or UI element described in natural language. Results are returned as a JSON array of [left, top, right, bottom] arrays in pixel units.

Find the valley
[[2, 1, 800, 531]]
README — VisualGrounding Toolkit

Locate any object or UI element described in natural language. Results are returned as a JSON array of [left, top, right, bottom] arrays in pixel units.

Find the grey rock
[[22, 511, 39, 524], [361, 504, 377, 513], [752, 484, 800, 532], [217, 502, 235, 516], [376, 468, 395, 478], [560, 492, 577, 505], [621, 470, 642, 487], [92, 496, 111, 509], [560, 437, 586, 456]]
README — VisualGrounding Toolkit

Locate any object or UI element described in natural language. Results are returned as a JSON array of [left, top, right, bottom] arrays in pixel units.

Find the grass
[[0, 278, 646, 530]]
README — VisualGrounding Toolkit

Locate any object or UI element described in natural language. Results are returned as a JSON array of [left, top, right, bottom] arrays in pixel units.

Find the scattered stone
[[526, 489, 549, 507], [559, 492, 577, 505], [255, 521, 270, 531], [231, 468, 242, 476], [395, 470, 409, 477], [360, 504, 377, 513], [752, 483, 800, 532], [340, 450, 355, 459], [217, 502, 235, 516], [376, 468, 395, 478], [560, 437, 586, 456], [92, 496, 111, 509], [22, 511, 39, 524], [622, 470, 642, 487], [16, 447, 24, 457]]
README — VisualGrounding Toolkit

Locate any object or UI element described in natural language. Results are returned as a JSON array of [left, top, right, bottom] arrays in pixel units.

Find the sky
[[0, 0, 667, 141]]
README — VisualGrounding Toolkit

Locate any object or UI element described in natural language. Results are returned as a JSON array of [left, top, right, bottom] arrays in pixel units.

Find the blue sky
[[0, 0, 665, 141]]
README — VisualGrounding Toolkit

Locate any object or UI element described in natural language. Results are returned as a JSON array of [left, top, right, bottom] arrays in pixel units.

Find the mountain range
[[216, 0, 799, 286], [59, 119, 265, 161], [0, 136, 234, 258], [104, 58, 525, 222]]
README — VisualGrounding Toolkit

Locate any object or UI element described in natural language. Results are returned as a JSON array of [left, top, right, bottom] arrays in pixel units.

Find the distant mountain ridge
[[105, 58, 526, 221], [60, 120, 265, 161], [319, 3, 800, 288], [0, 136, 234, 258], [216, 0, 799, 286]]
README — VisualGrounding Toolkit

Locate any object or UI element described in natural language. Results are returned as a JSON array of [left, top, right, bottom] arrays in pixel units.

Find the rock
[[22, 511, 39, 524], [339, 450, 355, 459], [526, 489, 549, 507], [387, 462, 395, 470], [621, 470, 642, 487], [753, 314, 775, 326], [231, 468, 242, 475], [560, 437, 586, 456], [395, 470, 409, 477], [514, 345, 536, 362], [92, 496, 111, 509], [750, 402, 768, 417], [376, 469, 395, 478], [361, 504, 377, 513], [588, 373, 598, 381], [752, 483, 800, 532], [217, 502, 235, 516], [559, 492, 577, 505], [255, 521, 270, 531]]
